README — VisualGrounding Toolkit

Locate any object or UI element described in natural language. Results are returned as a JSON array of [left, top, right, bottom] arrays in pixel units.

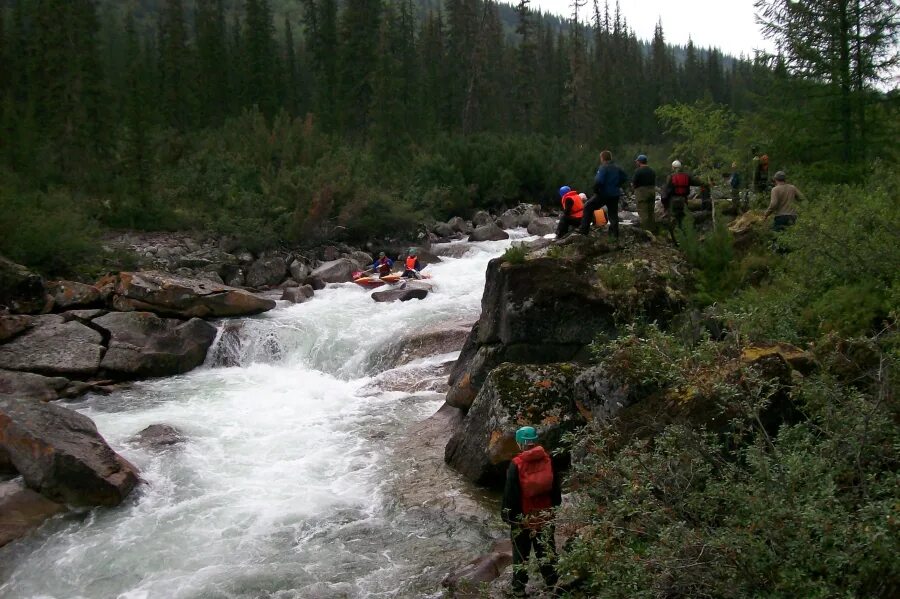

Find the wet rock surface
[[0, 315, 105, 377], [0, 478, 65, 548], [130, 424, 186, 449], [446, 229, 690, 410], [445, 363, 583, 487], [0, 397, 140, 507], [94, 311, 218, 378]]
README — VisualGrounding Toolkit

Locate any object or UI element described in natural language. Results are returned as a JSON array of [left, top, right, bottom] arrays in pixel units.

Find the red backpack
[[672, 172, 690, 197]]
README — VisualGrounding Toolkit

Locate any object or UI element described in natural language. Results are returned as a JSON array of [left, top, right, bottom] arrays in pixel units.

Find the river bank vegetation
[[1, 0, 897, 278]]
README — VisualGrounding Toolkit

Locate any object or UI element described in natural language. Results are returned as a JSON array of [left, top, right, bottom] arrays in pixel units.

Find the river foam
[[0, 231, 534, 599]]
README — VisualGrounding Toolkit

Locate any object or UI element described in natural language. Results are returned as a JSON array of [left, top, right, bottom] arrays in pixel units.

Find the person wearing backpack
[[632, 154, 658, 234], [663, 160, 703, 229], [502, 426, 562, 597], [579, 150, 627, 240]]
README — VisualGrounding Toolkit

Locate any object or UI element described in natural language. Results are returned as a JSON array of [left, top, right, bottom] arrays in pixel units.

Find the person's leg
[[533, 526, 559, 590], [637, 187, 655, 234], [556, 214, 571, 238], [579, 196, 601, 234], [672, 197, 686, 229], [511, 527, 532, 595], [605, 196, 620, 239]]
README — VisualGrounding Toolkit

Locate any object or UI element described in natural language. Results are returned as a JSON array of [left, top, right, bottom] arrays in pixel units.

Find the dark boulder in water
[[0, 396, 140, 507], [130, 424, 186, 449]]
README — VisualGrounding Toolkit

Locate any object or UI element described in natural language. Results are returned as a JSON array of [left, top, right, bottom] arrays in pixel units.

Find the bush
[[558, 330, 900, 598], [676, 213, 742, 304], [502, 243, 529, 264], [0, 187, 103, 278]]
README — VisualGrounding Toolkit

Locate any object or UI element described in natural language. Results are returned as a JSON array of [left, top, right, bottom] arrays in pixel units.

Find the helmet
[[379, 251, 386, 257], [636, 154, 648, 164], [559, 185, 571, 197], [515, 426, 539, 445], [579, 192, 587, 200], [672, 160, 682, 170], [408, 247, 417, 255]]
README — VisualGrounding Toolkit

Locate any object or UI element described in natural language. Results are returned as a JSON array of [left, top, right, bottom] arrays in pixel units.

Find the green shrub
[[0, 188, 103, 278], [502, 243, 529, 264], [676, 213, 742, 304], [558, 334, 900, 598]]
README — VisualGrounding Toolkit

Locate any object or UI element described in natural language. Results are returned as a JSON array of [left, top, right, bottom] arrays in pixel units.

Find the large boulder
[[288, 260, 311, 283], [129, 424, 186, 450], [526, 216, 557, 236], [93, 312, 217, 378], [445, 363, 584, 486], [433, 222, 455, 238], [472, 210, 493, 227], [0, 256, 51, 314], [371, 285, 430, 303], [0, 478, 65, 548], [47, 280, 102, 311], [101, 271, 275, 318], [0, 397, 140, 506], [468, 223, 509, 242], [310, 258, 357, 284], [0, 315, 104, 377], [245, 256, 288, 288], [0, 370, 71, 402], [0, 315, 32, 343], [281, 285, 314, 304], [448, 216, 473, 235], [370, 321, 474, 372], [445, 231, 689, 410]]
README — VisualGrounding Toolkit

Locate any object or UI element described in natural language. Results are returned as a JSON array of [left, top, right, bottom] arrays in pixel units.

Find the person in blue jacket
[[371, 252, 394, 277], [579, 150, 627, 240]]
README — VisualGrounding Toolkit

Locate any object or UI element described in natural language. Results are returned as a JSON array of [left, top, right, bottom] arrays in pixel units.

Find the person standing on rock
[[663, 160, 703, 230], [631, 154, 657, 234], [579, 150, 627, 240], [765, 171, 805, 232], [502, 426, 561, 596], [555, 185, 584, 239]]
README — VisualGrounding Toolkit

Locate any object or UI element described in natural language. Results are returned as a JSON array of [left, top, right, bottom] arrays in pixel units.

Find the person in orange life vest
[[502, 426, 561, 596], [401, 248, 422, 279], [555, 185, 584, 239], [663, 160, 704, 229], [371, 252, 394, 277]]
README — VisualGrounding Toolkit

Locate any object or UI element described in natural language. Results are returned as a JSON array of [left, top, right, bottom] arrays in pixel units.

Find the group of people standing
[[555, 149, 804, 240]]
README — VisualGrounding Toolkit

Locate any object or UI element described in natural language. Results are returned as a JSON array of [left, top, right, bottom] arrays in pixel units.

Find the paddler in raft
[[401, 248, 423, 279], [370, 252, 394, 278]]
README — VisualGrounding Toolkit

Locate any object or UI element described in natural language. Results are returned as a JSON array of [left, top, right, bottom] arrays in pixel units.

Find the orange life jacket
[[594, 208, 608, 226], [512, 446, 554, 523], [405, 256, 417, 270], [671, 172, 690, 197], [561, 191, 584, 219]]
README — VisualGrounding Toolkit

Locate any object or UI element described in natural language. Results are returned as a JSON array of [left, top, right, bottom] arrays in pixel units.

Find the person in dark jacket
[[632, 154, 657, 234], [502, 426, 562, 596], [579, 150, 627, 239], [371, 252, 394, 277]]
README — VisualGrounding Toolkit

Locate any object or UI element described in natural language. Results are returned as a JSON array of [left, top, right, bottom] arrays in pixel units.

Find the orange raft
[[351, 271, 431, 288]]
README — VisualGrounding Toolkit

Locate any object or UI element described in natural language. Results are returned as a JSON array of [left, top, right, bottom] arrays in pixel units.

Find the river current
[[0, 231, 533, 599]]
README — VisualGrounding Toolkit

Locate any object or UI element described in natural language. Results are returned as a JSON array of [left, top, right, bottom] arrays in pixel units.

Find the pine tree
[[302, 0, 338, 130], [196, 0, 228, 125], [284, 16, 300, 116], [159, 0, 191, 130], [243, 0, 277, 116], [755, 0, 900, 164], [335, 0, 382, 136]]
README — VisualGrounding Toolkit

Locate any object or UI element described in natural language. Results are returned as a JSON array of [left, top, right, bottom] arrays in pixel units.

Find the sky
[[531, 0, 777, 57]]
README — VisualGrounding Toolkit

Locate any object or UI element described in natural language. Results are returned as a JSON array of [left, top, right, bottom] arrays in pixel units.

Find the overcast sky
[[531, 0, 777, 57]]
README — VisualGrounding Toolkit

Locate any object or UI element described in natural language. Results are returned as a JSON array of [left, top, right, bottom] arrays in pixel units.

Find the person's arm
[[562, 197, 575, 216], [501, 462, 522, 525], [795, 186, 806, 202], [551, 463, 563, 508]]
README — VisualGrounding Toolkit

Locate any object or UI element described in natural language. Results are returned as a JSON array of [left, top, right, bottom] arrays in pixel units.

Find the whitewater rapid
[[0, 232, 534, 599]]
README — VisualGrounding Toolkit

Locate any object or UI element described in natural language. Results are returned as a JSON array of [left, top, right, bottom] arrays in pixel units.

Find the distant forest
[[0, 0, 897, 273]]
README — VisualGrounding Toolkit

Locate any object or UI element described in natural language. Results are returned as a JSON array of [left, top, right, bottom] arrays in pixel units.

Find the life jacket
[[405, 256, 418, 271], [561, 191, 584, 219], [512, 446, 554, 527], [376, 258, 391, 274], [671, 172, 690, 197]]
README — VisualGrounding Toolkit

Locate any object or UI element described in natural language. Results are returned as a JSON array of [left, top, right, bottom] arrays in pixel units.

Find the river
[[0, 231, 533, 599]]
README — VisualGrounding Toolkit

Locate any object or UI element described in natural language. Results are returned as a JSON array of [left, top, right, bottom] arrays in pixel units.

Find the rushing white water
[[0, 231, 536, 599]]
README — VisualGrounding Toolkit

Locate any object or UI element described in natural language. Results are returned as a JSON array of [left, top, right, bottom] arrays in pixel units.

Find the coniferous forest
[[2, 0, 895, 277]]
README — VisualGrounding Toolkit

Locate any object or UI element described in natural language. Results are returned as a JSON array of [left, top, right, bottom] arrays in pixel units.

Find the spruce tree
[[159, 0, 191, 130], [243, 0, 277, 117]]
